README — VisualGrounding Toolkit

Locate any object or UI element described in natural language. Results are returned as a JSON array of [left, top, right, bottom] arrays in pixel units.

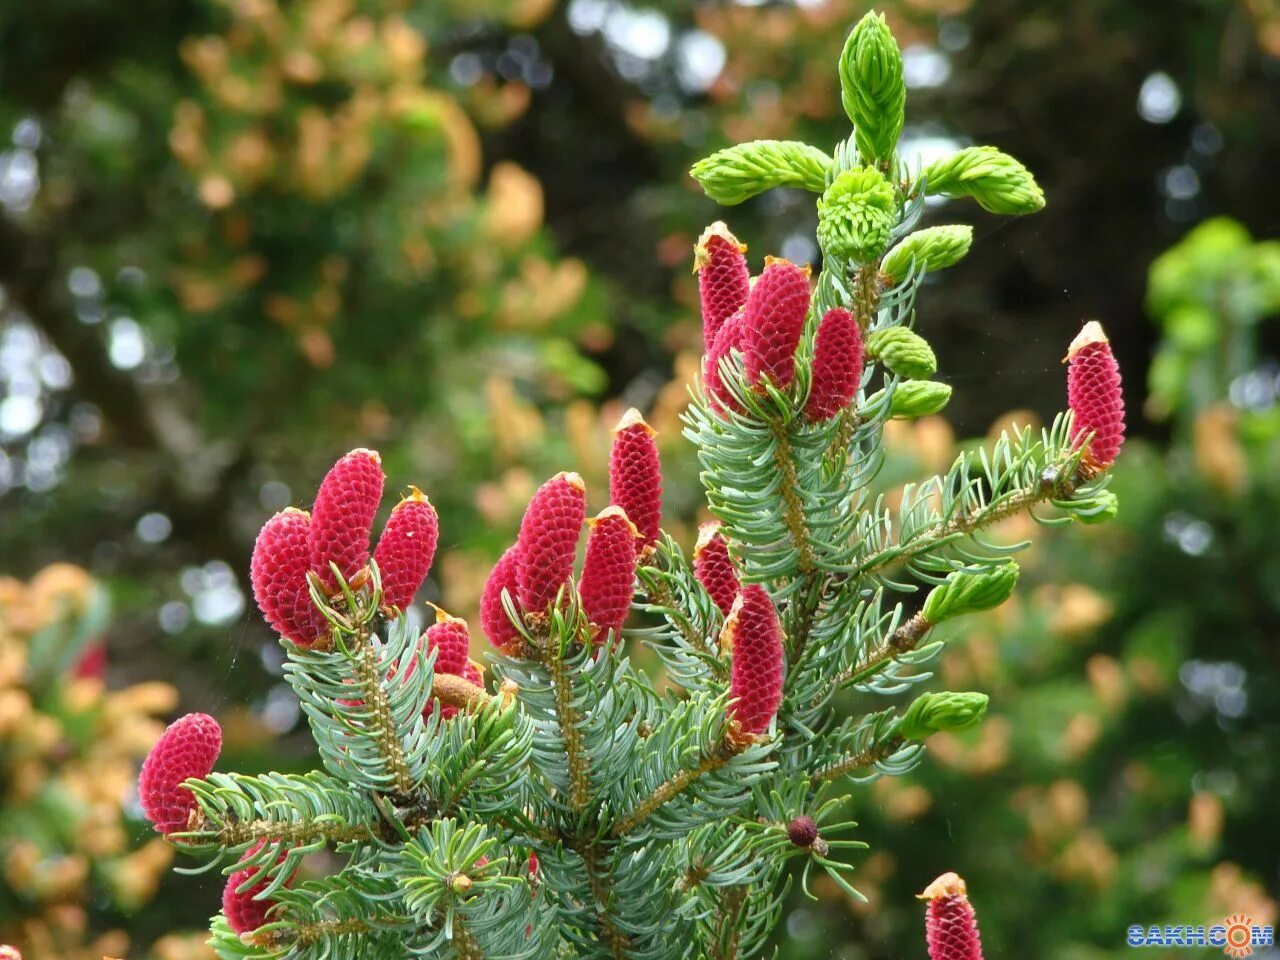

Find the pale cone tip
[[588, 505, 641, 537], [693, 221, 747, 272], [399, 485, 430, 504], [1064, 321, 1110, 362], [917, 871, 967, 900], [280, 506, 310, 518], [694, 520, 723, 555], [429, 603, 465, 626], [763, 255, 812, 277], [613, 407, 657, 436], [552, 470, 587, 492], [347, 447, 383, 466]]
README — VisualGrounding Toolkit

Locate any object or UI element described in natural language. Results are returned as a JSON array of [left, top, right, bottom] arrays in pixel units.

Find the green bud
[[1068, 490, 1119, 525], [881, 225, 973, 282], [691, 140, 833, 206], [867, 326, 937, 379], [922, 146, 1045, 215], [886, 380, 951, 418], [839, 11, 906, 165], [816, 167, 896, 262], [922, 563, 1020, 624], [896, 691, 989, 740]]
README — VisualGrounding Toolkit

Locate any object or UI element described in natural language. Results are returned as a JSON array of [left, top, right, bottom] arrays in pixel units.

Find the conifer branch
[[641, 564, 709, 655], [354, 630, 414, 797], [769, 420, 816, 574], [549, 648, 592, 813], [572, 837, 632, 959], [450, 916, 484, 960], [814, 734, 905, 783], [829, 611, 933, 691], [853, 461, 1078, 583], [611, 741, 735, 837], [709, 885, 750, 960]]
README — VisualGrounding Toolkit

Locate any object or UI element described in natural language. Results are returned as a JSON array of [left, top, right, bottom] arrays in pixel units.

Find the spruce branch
[[549, 649, 593, 814], [709, 885, 750, 960], [611, 739, 736, 837], [353, 630, 415, 797], [769, 418, 817, 574], [814, 734, 905, 783]]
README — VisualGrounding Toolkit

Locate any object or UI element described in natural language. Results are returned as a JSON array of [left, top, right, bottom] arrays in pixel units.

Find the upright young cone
[[425, 611, 480, 718], [804, 307, 864, 422], [695, 222, 751, 350], [138, 713, 222, 835], [1066, 321, 1125, 473], [693, 521, 740, 617], [309, 449, 385, 593], [516, 472, 587, 614], [222, 841, 292, 935], [722, 585, 784, 739], [579, 506, 641, 645], [742, 257, 812, 391], [251, 508, 326, 646], [372, 487, 439, 613], [704, 307, 745, 413], [480, 545, 523, 653], [919, 873, 985, 960], [608, 409, 663, 552]]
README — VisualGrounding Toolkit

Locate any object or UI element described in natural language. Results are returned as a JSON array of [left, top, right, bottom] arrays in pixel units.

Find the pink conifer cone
[[722, 585, 784, 741], [372, 487, 439, 613], [920, 873, 985, 960], [693, 521, 740, 617], [804, 307, 864, 422], [608, 409, 663, 553], [481, 545, 523, 653], [704, 307, 745, 413], [251, 508, 326, 646], [425, 611, 478, 719], [222, 841, 292, 935], [1066, 321, 1125, 474], [742, 257, 811, 391], [138, 713, 222, 835], [516, 472, 587, 615], [580, 506, 641, 645], [695, 222, 751, 351], [309, 449, 385, 593]]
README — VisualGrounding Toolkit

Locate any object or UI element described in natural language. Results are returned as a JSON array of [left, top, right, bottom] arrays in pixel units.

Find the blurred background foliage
[[0, 0, 1277, 956]]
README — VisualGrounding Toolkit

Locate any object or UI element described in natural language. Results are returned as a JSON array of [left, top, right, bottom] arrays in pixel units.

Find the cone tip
[[917, 872, 967, 900]]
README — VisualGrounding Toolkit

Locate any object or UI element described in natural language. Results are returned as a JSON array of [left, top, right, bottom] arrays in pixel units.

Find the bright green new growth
[[895, 692, 989, 740], [817, 167, 897, 262], [922, 145, 1046, 215], [866, 327, 938, 380], [839, 11, 906, 166], [881, 224, 974, 281], [690, 139, 833, 205], [150, 12, 1119, 960], [865, 379, 953, 418], [922, 564, 1021, 624]]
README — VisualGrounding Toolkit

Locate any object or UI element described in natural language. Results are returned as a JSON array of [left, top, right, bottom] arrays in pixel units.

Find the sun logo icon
[[1222, 914, 1256, 958]]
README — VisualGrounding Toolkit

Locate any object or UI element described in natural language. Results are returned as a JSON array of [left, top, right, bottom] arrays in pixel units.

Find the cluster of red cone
[[480, 408, 661, 651], [251, 451, 439, 646], [696, 223, 863, 423]]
